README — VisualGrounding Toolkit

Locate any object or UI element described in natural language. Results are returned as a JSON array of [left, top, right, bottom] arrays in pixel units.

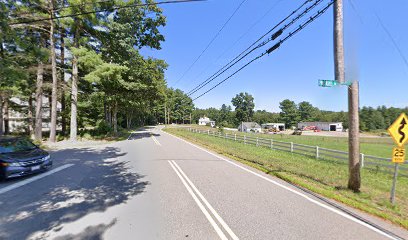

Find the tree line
[[192, 92, 407, 131], [0, 0, 193, 141]]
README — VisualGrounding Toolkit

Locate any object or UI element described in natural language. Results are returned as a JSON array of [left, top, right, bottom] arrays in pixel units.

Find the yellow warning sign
[[388, 113, 408, 147], [392, 147, 405, 163]]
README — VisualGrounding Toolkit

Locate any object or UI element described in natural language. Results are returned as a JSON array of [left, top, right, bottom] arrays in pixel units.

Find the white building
[[198, 117, 215, 127], [238, 122, 262, 133], [261, 123, 285, 131], [6, 97, 61, 133], [297, 122, 343, 132]]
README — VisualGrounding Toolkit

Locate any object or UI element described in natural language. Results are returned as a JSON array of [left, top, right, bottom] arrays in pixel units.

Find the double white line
[[168, 160, 238, 240], [151, 134, 162, 146]]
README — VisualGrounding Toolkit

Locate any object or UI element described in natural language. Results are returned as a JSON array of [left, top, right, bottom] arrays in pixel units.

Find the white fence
[[186, 128, 407, 176]]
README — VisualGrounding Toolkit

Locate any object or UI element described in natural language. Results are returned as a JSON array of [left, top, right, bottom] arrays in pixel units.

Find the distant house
[[198, 116, 215, 127], [6, 97, 61, 133], [261, 123, 285, 131], [238, 122, 262, 133], [298, 122, 343, 132]]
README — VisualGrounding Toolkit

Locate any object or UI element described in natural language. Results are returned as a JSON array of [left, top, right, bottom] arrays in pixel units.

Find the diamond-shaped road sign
[[388, 113, 408, 147]]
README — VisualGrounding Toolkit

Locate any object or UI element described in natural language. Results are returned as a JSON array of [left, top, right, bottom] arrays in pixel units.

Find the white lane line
[[162, 130, 398, 240], [151, 135, 162, 146], [0, 164, 74, 195], [171, 160, 239, 240], [168, 161, 228, 240]]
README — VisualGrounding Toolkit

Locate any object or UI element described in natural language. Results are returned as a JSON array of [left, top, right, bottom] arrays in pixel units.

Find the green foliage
[[253, 110, 280, 125], [279, 99, 299, 128], [298, 101, 318, 122], [166, 88, 194, 123], [231, 92, 255, 123]]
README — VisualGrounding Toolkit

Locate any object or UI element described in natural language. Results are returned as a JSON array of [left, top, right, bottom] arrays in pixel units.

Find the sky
[[141, 0, 408, 112]]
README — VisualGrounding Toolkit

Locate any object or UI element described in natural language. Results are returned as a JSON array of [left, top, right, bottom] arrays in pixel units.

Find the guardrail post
[[219, 132, 221, 138], [234, 134, 237, 141], [225, 133, 228, 139], [256, 137, 259, 147], [207, 130, 209, 135], [290, 142, 294, 152], [244, 135, 246, 144], [316, 146, 319, 159], [270, 139, 273, 149], [360, 153, 365, 168]]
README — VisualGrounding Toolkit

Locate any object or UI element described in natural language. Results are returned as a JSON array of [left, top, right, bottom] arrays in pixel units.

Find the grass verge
[[164, 127, 408, 229]]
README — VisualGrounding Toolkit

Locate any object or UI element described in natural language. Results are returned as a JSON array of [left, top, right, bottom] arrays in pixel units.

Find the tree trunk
[[70, 57, 78, 141], [60, 26, 66, 136], [104, 97, 110, 126], [70, 23, 80, 141], [28, 96, 34, 137], [3, 96, 9, 134], [49, 1, 58, 142], [108, 105, 112, 127], [0, 95, 3, 136], [164, 104, 167, 125], [35, 62, 44, 141], [126, 109, 132, 129], [113, 101, 118, 134]]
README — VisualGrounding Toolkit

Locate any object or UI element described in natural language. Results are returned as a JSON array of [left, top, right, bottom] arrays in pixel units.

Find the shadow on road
[[128, 132, 160, 140], [0, 146, 148, 240], [53, 219, 117, 240]]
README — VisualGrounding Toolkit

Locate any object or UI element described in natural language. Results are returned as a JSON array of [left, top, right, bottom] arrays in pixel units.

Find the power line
[[374, 13, 408, 72], [188, 0, 324, 97], [9, 0, 205, 25], [184, 0, 283, 90], [192, 0, 334, 101], [186, 0, 313, 96], [172, 0, 248, 86], [347, 0, 408, 73]]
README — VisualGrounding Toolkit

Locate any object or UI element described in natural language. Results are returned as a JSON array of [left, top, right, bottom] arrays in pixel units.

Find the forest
[[0, 1, 405, 142], [0, 0, 193, 141]]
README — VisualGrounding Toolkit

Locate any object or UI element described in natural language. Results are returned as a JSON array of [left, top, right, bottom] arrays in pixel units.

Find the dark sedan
[[0, 136, 52, 180]]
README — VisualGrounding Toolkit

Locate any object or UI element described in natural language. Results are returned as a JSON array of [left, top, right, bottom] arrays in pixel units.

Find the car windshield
[[0, 138, 37, 153]]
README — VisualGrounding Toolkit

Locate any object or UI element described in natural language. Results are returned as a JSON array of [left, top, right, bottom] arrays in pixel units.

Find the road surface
[[0, 126, 407, 240]]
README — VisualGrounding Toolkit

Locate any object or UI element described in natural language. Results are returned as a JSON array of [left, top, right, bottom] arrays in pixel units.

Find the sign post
[[387, 113, 408, 204]]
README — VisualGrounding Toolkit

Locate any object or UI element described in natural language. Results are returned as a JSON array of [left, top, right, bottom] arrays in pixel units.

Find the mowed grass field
[[187, 125, 394, 158], [164, 127, 408, 229]]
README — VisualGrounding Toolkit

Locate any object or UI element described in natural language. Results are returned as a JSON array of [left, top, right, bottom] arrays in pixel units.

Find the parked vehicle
[[292, 129, 303, 135], [0, 136, 52, 180]]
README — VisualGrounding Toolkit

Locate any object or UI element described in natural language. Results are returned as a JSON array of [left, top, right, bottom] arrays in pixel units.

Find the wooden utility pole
[[334, 0, 345, 84], [348, 81, 360, 191], [334, 0, 361, 191]]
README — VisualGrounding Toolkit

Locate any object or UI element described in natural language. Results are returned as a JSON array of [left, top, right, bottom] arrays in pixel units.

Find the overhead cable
[[192, 0, 334, 101]]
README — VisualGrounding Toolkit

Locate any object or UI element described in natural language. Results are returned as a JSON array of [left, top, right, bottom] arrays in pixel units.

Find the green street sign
[[318, 79, 352, 87], [318, 79, 338, 87]]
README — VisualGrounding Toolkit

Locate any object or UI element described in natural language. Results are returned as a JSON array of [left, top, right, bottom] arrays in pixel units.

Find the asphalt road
[[0, 126, 407, 240]]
